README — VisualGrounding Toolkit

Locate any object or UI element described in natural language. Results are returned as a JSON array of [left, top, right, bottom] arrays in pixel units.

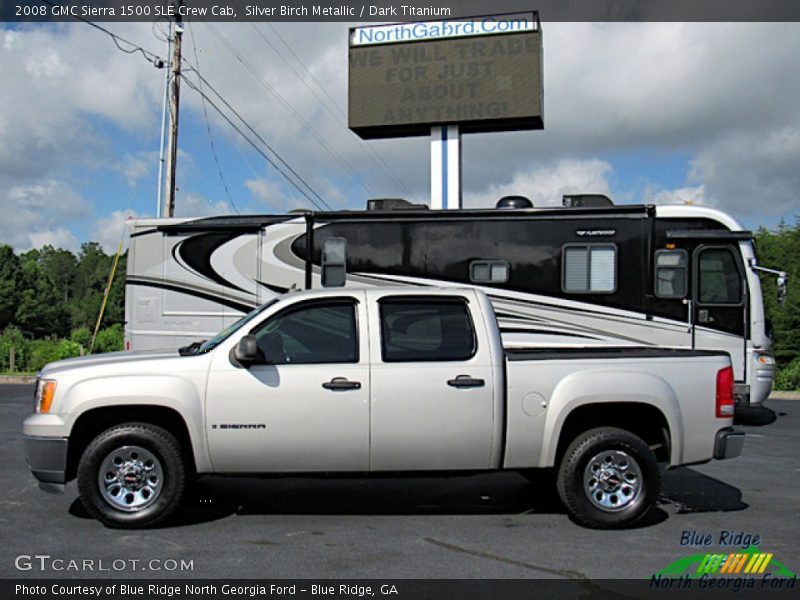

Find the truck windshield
[[195, 299, 279, 355]]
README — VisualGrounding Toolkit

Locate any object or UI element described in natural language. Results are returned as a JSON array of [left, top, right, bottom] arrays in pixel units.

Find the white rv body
[[124, 203, 775, 406]]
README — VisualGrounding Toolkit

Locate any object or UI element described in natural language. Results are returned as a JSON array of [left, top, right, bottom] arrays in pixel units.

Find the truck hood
[[39, 349, 180, 377]]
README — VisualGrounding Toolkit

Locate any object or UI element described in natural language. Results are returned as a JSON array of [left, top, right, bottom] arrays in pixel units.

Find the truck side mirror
[[777, 274, 788, 307], [233, 335, 259, 366]]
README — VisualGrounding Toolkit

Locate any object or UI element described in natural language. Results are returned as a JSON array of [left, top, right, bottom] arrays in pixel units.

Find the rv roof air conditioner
[[367, 198, 428, 211], [562, 194, 614, 208], [496, 196, 533, 209]]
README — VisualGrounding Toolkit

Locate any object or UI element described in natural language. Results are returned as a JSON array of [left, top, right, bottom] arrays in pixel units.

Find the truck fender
[[60, 374, 213, 473], [539, 369, 683, 468]]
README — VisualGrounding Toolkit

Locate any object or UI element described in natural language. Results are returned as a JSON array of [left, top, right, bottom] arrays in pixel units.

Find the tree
[[103, 252, 127, 327], [0, 245, 19, 330], [14, 249, 71, 338], [38, 245, 77, 304], [755, 219, 800, 365], [70, 242, 110, 330]]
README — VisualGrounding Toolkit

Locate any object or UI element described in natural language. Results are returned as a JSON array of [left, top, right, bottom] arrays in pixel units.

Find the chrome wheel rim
[[98, 446, 163, 512], [583, 449, 642, 512]]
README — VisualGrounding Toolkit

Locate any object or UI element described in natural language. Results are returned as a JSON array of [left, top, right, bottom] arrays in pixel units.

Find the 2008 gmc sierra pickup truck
[[23, 287, 744, 529]]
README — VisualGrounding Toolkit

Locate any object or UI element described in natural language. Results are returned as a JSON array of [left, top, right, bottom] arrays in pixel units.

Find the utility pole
[[163, 0, 183, 218], [156, 22, 171, 218]]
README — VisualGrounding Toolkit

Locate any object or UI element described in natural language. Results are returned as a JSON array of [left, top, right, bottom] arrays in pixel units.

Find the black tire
[[557, 427, 660, 529], [77, 423, 186, 528]]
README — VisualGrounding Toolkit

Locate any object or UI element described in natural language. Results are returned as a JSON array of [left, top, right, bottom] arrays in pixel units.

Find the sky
[[1, 20, 799, 253]]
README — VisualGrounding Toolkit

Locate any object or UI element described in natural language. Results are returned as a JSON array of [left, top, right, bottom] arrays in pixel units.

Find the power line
[[204, 22, 377, 199], [38, 0, 165, 67], [180, 72, 332, 211], [264, 21, 347, 120], [181, 65, 332, 210], [180, 62, 333, 210], [256, 19, 414, 197], [49, 1, 326, 212], [187, 23, 239, 215]]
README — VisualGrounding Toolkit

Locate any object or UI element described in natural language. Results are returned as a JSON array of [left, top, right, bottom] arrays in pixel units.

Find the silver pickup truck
[[23, 287, 744, 529]]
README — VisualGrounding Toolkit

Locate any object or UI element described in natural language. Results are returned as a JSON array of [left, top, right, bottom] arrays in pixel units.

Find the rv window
[[698, 248, 742, 304], [562, 245, 616, 294], [322, 237, 347, 287], [655, 249, 688, 298], [379, 299, 476, 362], [251, 300, 359, 364], [470, 260, 510, 284]]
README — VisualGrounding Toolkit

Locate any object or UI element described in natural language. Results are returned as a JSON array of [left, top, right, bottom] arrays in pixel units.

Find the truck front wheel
[[557, 427, 660, 529], [77, 423, 186, 528]]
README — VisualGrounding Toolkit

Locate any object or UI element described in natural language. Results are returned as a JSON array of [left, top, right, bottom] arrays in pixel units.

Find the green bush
[[0, 326, 27, 372], [70, 327, 91, 350], [93, 324, 124, 354], [775, 358, 800, 391], [56, 339, 82, 361], [27, 340, 62, 372]]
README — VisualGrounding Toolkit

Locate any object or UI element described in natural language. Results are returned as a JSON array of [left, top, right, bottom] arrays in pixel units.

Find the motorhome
[[125, 195, 782, 407]]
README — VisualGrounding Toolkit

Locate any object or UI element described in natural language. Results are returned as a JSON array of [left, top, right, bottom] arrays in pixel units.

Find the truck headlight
[[755, 353, 775, 366], [34, 379, 57, 413]]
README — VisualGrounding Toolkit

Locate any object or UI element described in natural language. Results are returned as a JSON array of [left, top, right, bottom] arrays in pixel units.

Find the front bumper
[[24, 435, 68, 489], [714, 428, 745, 460]]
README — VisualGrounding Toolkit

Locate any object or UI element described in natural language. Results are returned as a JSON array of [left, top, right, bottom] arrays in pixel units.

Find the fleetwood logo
[[576, 229, 616, 237]]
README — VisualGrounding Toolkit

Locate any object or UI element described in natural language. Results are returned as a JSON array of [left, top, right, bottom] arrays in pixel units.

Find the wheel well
[[556, 403, 671, 464], [66, 405, 195, 481]]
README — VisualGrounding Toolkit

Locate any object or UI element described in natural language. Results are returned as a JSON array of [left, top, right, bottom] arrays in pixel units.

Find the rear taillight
[[716, 366, 735, 418]]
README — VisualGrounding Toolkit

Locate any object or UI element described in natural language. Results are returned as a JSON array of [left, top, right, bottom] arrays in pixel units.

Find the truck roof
[[270, 286, 484, 303]]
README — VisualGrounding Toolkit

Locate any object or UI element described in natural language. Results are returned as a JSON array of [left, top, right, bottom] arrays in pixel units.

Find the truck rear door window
[[379, 298, 476, 362]]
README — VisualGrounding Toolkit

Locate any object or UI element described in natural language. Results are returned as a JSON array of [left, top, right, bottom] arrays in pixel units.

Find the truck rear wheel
[[557, 427, 660, 529], [77, 423, 186, 528]]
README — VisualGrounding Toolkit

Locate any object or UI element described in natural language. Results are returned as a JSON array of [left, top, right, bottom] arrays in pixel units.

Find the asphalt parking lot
[[1, 383, 798, 580]]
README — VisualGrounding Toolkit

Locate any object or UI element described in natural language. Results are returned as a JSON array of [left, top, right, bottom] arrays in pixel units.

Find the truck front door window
[[251, 301, 358, 364]]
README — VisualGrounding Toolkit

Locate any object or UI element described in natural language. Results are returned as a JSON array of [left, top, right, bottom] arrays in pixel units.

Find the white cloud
[[0, 23, 162, 180], [185, 22, 800, 217], [174, 193, 231, 218], [460, 23, 800, 216], [245, 177, 294, 210], [465, 159, 613, 208], [0, 23, 166, 251], [28, 227, 80, 252], [687, 130, 800, 217], [2, 20, 800, 251], [0, 179, 89, 251], [117, 152, 156, 188], [90, 209, 141, 253], [3, 29, 20, 51], [645, 184, 707, 207]]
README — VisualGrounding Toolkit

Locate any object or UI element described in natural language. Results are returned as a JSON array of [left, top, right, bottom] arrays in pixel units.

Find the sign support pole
[[430, 125, 462, 210]]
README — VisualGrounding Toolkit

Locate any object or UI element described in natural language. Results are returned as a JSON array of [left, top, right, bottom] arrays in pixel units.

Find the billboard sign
[[348, 12, 543, 139]]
